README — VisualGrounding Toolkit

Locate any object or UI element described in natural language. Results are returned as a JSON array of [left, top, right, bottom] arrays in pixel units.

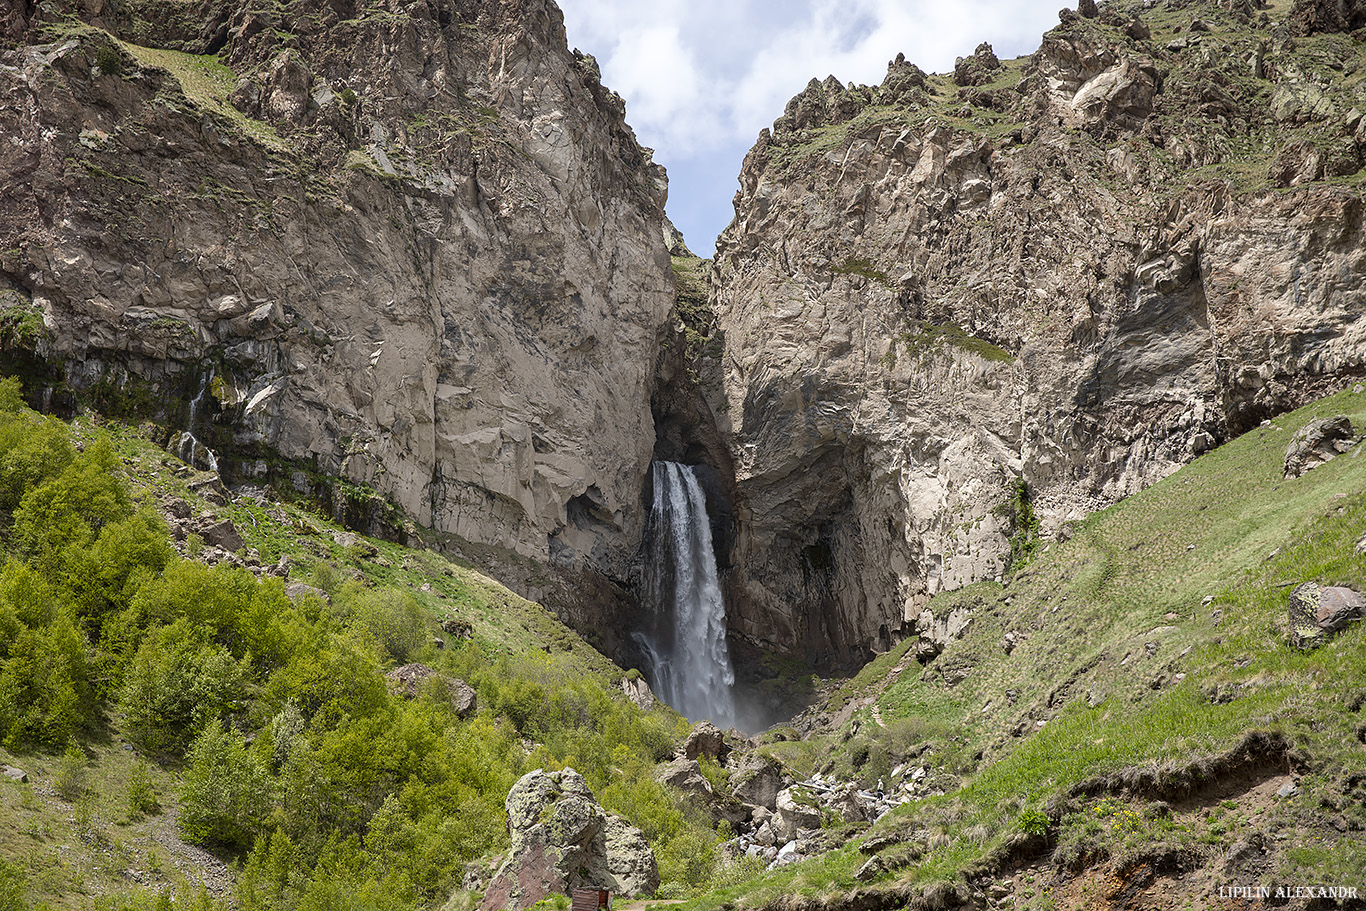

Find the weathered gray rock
[[2, 765, 27, 783], [1284, 415, 1355, 478], [706, 12, 1366, 668], [773, 787, 823, 841], [680, 721, 729, 762], [619, 674, 655, 711], [727, 754, 789, 809], [481, 769, 658, 910], [653, 758, 713, 797], [284, 583, 329, 606], [0, 0, 673, 623], [383, 664, 478, 717], [1288, 582, 1366, 647]]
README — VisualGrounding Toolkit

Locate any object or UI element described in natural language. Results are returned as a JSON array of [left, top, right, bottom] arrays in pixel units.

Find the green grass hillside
[[689, 387, 1366, 910], [0, 379, 728, 911]]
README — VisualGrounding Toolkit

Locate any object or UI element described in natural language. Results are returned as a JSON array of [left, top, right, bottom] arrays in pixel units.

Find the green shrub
[[332, 585, 425, 663], [95, 43, 124, 77], [0, 609, 91, 748], [120, 620, 245, 754], [128, 759, 159, 817], [0, 414, 74, 509], [1017, 807, 1049, 835], [179, 720, 274, 850], [54, 741, 87, 801], [12, 437, 132, 576]]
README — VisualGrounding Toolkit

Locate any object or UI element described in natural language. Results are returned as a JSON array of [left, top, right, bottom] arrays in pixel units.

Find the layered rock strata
[[705, 0, 1366, 664], [0, 0, 673, 583]]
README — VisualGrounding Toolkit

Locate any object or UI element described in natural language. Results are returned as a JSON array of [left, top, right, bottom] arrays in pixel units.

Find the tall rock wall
[[0, 0, 673, 581], [705, 0, 1366, 665]]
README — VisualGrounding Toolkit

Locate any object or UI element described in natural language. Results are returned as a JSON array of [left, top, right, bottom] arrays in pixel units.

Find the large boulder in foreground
[[479, 769, 658, 910], [1289, 582, 1366, 648], [1284, 415, 1356, 478]]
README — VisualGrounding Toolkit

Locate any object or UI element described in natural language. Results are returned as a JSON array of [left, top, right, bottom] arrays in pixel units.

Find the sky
[[559, 0, 1064, 256]]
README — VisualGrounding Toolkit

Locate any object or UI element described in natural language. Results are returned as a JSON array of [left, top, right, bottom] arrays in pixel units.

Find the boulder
[[1289, 582, 1366, 648], [680, 721, 729, 762], [440, 616, 473, 639], [773, 787, 823, 841], [728, 754, 790, 809], [384, 664, 478, 717], [619, 674, 655, 711], [653, 758, 713, 797], [824, 784, 871, 824], [199, 518, 244, 553], [480, 769, 658, 910], [285, 582, 329, 605], [1284, 415, 1355, 478], [770, 840, 802, 868], [2, 765, 27, 783]]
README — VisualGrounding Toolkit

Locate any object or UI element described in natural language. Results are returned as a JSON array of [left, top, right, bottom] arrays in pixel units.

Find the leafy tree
[[180, 720, 274, 850], [120, 620, 245, 754], [11, 437, 131, 576]]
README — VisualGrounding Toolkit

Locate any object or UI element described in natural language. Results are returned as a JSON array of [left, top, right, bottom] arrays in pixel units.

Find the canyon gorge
[[4, 0, 1366, 710]]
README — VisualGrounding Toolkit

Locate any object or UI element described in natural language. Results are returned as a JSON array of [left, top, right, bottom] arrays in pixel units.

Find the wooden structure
[[571, 889, 610, 911]]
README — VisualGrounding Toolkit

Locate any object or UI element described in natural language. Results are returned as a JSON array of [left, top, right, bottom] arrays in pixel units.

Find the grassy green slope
[[689, 388, 1366, 909], [0, 400, 722, 911]]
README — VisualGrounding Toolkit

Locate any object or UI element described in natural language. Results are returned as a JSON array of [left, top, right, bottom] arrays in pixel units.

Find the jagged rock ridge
[[701, 0, 1366, 666]]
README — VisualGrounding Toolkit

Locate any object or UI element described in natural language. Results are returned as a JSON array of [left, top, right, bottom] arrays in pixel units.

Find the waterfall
[[640, 461, 736, 729], [171, 371, 219, 474]]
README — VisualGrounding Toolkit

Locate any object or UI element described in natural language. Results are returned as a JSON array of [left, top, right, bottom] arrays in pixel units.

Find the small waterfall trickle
[[170, 430, 219, 474], [640, 461, 736, 729], [171, 371, 219, 474]]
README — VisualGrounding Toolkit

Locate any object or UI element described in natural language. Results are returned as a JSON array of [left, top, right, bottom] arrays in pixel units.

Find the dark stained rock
[[1289, 582, 1366, 647], [1284, 415, 1355, 477], [954, 42, 1003, 88], [1288, 0, 1366, 35], [440, 616, 474, 639], [199, 518, 243, 552]]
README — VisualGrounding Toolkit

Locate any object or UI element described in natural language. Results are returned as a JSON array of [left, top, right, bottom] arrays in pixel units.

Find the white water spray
[[641, 461, 736, 729], [171, 371, 219, 474]]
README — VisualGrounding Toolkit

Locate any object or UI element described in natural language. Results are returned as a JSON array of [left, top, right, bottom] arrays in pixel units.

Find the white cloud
[[558, 0, 1062, 251]]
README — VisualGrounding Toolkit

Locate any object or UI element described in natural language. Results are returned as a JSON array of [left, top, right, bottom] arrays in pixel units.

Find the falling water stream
[[639, 461, 736, 729], [171, 371, 219, 473]]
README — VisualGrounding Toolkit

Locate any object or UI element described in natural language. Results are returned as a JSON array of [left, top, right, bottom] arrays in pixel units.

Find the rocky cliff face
[[0, 0, 673, 585], [704, 0, 1366, 666]]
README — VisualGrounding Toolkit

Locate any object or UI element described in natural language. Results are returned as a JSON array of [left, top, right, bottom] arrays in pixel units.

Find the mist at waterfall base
[[637, 461, 741, 731]]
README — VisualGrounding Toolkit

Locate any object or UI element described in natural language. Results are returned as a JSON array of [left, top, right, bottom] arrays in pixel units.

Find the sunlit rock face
[[0, 0, 673, 582], [706, 8, 1366, 666]]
